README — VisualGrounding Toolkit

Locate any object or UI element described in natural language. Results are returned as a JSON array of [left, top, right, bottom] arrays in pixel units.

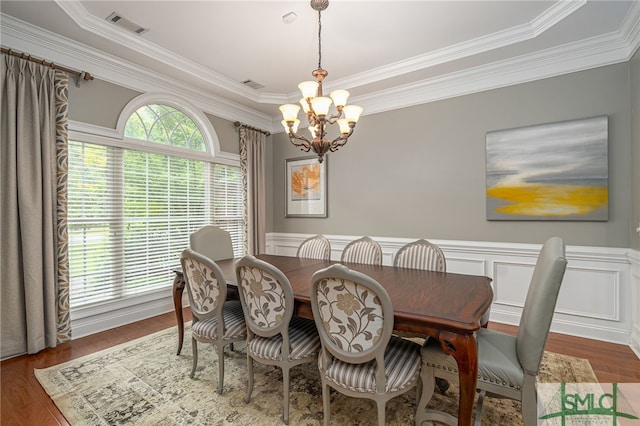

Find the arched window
[[124, 104, 206, 150], [67, 100, 243, 308]]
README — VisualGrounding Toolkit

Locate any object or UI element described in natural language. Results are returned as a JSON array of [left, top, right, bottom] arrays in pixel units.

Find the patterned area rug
[[35, 324, 597, 425]]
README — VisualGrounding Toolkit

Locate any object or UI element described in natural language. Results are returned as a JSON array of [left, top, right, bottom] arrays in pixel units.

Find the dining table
[[172, 254, 493, 426]]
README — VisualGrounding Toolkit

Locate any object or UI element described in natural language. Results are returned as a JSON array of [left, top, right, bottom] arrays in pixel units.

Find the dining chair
[[310, 264, 422, 426], [392, 239, 454, 394], [394, 238, 491, 328], [415, 236, 567, 426], [393, 238, 447, 271], [190, 225, 234, 261], [297, 234, 331, 260], [180, 248, 247, 394], [340, 236, 382, 265], [235, 255, 321, 425]]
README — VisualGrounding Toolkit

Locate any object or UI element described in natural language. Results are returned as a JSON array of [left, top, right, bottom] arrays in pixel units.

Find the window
[[68, 104, 244, 307]]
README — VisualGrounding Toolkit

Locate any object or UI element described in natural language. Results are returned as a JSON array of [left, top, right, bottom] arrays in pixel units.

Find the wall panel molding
[[629, 249, 640, 357], [268, 232, 633, 346]]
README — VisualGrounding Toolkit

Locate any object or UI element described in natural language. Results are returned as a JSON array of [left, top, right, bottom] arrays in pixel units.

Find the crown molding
[[620, 0, 640, 56], [320, 0, 586, 95], [0, 13, 274, 131], [3, 0, 639, 135], [352, 23, 635, 117], [55, 0, 587, 106], [54, 0, 260, 102]]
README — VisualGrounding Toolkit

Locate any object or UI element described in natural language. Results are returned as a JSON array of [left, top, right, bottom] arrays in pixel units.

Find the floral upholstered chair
[[297, 234, 331, 260], [235, 255, 321, 425], [310, 264, 422, 426], [340, 236, 382, 265], [180, 248, 247, 394]]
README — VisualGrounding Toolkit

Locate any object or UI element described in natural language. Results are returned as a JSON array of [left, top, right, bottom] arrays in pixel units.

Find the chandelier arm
[[325, 114, 342, 125], [288, 132, 313, 151], [289, 132, 310, 144], [328, 129, 353, 151], [307, 113, 319, 127]]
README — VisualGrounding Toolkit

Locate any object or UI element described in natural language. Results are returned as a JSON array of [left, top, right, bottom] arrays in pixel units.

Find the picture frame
[[486, 115, 608, 221], [285, 156, 327, 218]]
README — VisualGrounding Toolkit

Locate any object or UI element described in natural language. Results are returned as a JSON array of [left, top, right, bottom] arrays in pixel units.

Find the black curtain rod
[[234, 121, 270, 136]]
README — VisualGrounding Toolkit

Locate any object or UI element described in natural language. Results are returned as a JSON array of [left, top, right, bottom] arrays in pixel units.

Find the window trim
[[66, 94, 242, 338], [116, 93, 222, 159]]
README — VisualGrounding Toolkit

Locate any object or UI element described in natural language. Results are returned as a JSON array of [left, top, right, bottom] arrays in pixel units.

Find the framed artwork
[[285, 156, 327, 218], [486, 115, 608, 221]]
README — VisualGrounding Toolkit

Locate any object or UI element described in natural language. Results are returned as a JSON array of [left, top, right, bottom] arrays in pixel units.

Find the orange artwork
[[290, 164, 321, 200]]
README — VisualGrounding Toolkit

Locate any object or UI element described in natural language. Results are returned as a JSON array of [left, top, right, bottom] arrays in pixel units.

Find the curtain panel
[[1, 54, 70, 358], [239, 126, 266, 255]]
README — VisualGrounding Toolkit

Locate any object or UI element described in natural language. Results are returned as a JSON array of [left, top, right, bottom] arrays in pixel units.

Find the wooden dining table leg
[[439, 331, 478, 426], [172, 273, 186, 355]]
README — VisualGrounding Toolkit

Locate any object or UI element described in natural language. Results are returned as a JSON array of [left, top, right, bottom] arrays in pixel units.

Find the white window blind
[[67, 104, 244, 308]]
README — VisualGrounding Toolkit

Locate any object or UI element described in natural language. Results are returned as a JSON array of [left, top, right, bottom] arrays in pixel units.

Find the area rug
[[35, 324, 597, 425]]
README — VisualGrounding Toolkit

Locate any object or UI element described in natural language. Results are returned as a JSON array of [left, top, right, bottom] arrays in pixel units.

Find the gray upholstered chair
[[180, 248, 247, 394], [297, 234, 331, 260], [235, 255, 321, 425], [415, 236, 567, 426], [310, 264, 422, 426], [190, 225, 234, 261], [340, 236, 382, 265]]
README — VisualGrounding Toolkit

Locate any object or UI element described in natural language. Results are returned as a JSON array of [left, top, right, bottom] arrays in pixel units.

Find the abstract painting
[[486, 116, 608, 221], [285, 156, 327, 217]]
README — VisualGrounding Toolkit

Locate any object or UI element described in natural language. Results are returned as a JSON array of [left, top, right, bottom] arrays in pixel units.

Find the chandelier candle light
[[280, 0, 363, 163]]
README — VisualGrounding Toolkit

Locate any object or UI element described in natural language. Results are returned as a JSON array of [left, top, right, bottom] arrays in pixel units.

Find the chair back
[[311, 264, 394, 364], [297, 234, 331, 260], [341, 236, 382, 265], [516, 236, 567, 375], [235, 255, 294, 338], [393, 239, 446, 271], [180, 248, 228, 322], [190, 225, 234, 261]]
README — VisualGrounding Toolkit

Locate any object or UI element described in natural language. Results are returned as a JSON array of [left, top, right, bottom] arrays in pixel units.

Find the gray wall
[[206, 113, 240, 155], [67, 79, 240, 154], [270, 62, 632, 248], [68, 79, 140, 128], [632, 49, 640, 251]]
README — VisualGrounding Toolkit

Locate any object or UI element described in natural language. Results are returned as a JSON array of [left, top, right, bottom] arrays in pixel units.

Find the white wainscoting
[[267, 233, 635, 347], [630, 249, 640, 357]]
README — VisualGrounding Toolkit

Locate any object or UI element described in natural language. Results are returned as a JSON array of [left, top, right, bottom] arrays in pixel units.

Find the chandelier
[[279, 0, 363, 164]]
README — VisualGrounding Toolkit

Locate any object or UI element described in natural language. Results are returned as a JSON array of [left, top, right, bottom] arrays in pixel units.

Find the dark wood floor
[[2, 309, 638, 425]]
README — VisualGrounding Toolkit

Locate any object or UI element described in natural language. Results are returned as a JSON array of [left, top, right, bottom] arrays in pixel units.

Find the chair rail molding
[[267, 233, 634, 347]]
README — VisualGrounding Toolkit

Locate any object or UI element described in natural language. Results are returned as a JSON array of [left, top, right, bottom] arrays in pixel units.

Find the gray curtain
[[239, 126, 267, 255], [1, 54, 71, 359]]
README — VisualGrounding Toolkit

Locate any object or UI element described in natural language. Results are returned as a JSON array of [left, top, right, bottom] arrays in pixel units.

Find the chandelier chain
[[317, 10, 322, 70]]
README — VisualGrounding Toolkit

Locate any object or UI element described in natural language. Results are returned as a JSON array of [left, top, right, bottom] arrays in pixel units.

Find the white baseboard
[[70, 287, 185, 339]]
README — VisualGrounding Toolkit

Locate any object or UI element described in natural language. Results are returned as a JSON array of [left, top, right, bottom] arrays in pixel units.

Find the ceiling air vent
[[242, 79, 264, 90], [105, 12, 149, 35]]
